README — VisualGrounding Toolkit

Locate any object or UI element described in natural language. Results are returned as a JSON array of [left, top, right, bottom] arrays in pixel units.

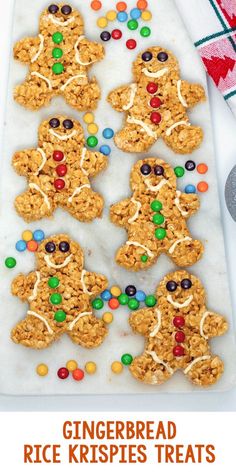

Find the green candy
[[5, 257, 16, 269], [50, 293, 62, 305], [52, 47, 63, 59], [140, 26, 151, 37], [121, 354, 133, 366], [155, 228, 166, 240], [150, 200, 162, 212], [48, 277, 60, 289], [87, 136, 98, 148], [52, 32, 64, 44], [128, 298, 140, 311], [52, 62, 64, 75], [174, 166, 185, 178], [141, 255, 148, 263], [153, 213, 165, 225], [92, 298, 104, 310], [127, 19, 138, 30], [145, 295, 157, 307], [118, 293, 129, 305], [54, 310, 66, 323]]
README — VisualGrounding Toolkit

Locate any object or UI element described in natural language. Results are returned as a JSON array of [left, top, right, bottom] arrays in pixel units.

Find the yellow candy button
[[111, 361, 123, 374], [66, 360, 78, 372], [83, 112, 94, 124], [85, 361, 97, 375], [97, 17, 108, 28], [106, 10, 117, 21], [142, 10, 152, 21], [110, 285, 122, 297], [36, 364, 49, 377], [22, 230, 33, 242], [88, 123, 99, 134], [103, 312, 113, 324]]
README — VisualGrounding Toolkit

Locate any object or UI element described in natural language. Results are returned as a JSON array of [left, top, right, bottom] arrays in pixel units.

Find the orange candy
[[137, 0, 148, 9], [91, 0, 102, 11], [108, 298, 120, 310], [72, 369, 85, 381], [197, 181, 209, 193], [27, 240, 38, 252], [197, 163, 208, 174], [116, 2, 127, 11]]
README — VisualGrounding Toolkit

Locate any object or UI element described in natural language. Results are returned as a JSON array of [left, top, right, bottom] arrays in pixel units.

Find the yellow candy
[[111, 361, 123, 374], [142, 10, 152, 21], [88, 123, 99, 134], [110, 285, 122, 297], [36, 364, 49, 377], [66, 360, 78, 372], [97, 17, 108, 28], [106, 10, 117, 21], [22, 230, 33, 242], [103, 312, 113, 324], [85, 361, 97, 375], [83, 112, 94, 124]]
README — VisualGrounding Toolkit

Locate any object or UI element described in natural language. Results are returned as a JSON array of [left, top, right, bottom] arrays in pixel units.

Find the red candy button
[[173, 316, 185, 328], [126, 39, 137, 50], [53, 150, 64, 162], [57, 367, 69, 379], [150, 112, 162, 124], [173, 345, 185, 357], [175, 331, 185, 343], [72, 369, 85, 381], [108, 298, 120, 310], [54, 178, 65, 190], [112, 29, 122, 40], [147, 82, 158, 94], [56, 164, 67, 177], [150, 97, 162, 108]]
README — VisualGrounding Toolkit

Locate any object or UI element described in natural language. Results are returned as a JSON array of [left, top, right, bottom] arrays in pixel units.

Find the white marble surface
[[0, 0, 236, 405]]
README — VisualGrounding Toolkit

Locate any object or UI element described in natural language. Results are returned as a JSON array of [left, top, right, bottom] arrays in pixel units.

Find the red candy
[[173, 345, 185, 357], [57, 367, 69, 379], [173, 316, 185, 328], [53, 150, 64, 162], [150, 112, 162, 124], [56, 164, 67, 177], [126, 39, 137, 50], [150, 97, 162, 108], [72, 369, 85, 381], [147, 82, 158, 94], [112, 29, 122, 40], [54, 178, 65, 190], [175, 331, 185, 343], [108, 298, 120, 310]]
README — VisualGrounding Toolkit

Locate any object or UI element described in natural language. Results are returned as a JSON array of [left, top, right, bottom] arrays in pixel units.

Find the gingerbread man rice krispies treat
[[129, 270, 228, 387], [108, 46, 206, 154], [110, 158, 204, 271], [13, 3, 104, 111], [13, 115, 108, 223], [11, 234, 108, 349]]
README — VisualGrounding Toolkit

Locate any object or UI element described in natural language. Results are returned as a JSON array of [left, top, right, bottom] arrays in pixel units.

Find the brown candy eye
[[63, 119, 73, 130], [48, 4, 59, 14], [140, 164, 152, 175], [154, 165, 164, 176], [45, 242, 56, 253], [49, 118, 60, 128], [166, 281, 177, 292], [181, 279, 192, 290], [61, 5, 72, 15], [142, 51, 153, 62], [157, 52, 168, 62], [59, 241, 70, 252]]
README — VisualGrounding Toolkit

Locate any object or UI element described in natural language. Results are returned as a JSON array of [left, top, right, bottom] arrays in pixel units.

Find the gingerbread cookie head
[[133, 46, 179, 82], [39, 115, 85, 150], [130, 158, 176, 194], [36, 234, 84, 271], [40, 3, 84, 34], [157, 270, 206, 313]]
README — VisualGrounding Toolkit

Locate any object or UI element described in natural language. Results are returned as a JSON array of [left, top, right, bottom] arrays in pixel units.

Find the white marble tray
[[0, 0, 235, 395]]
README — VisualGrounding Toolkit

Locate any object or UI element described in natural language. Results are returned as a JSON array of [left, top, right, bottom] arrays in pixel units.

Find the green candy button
[[153, 213, 165, 225], [87, 136, 98, 148], [145, 295, 157, 307], [48, 277, 60, 289], [128, 298, 140, 311], [151, 200, 162, 212], [155, 228, 167, 240], [121, 354, 133, 366], [174, 166, 185, 178], [118, 293, 129, 305], [50, 293, 62, 305], [52, 32, 64, 44], [52, 47, 63, 59], [52, 62, 64, 75], [5, 257, 16, 269], [140, 26, 151, 37], [141, 255, 148, 263], [54, 310, 66, 323], [127, 19, 138, 30]]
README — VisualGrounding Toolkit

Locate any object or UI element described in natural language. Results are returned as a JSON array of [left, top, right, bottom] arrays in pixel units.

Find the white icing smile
[[142, 67, 168, 78], [48, 14, 75, 26], [167, 294, 193, 309], [49, 129, 77, 141], [44, 254, 72, 269], [145, 178, 169, 192]]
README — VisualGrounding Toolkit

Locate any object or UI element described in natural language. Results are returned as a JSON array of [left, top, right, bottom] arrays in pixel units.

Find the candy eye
[[61, 5, 72, 15], [63, 119, 74, 130], [166, 281, 178, 292], [181, 279, 192, 290], [49, 118, 60, 128], [48, 4, 59, 14], [142, 51, 153, 62], [59, 241, 70, 253], [140, 164, 152, 176], [45, 242, 56, 253], [157, 51, 168, 62], [154, 165, 164, 176]]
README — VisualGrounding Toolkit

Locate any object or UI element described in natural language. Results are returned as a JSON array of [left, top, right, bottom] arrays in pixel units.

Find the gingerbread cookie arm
[[81, 149, 108, 177], [11, 272, 39, 302], [12, 149, 46, 176], [175, 191, 200, 218], [199, 311, 228, 339], [178, 80, 206, 108], [108, 84, 136, 112], [77, 37, 105, 64], [14, 36, 42, 64], [81, 270, 108, 296], [110, 198, 138, 228], [129, 307, 159, 336]]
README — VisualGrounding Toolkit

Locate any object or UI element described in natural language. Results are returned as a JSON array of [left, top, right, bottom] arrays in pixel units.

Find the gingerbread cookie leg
[[114, 122, 156, 153], [61, 186, 104, 222], [11, 314, 58, 349], [163, 124, 203, 155], [168, 236, 203, 267], [67, 314, 108, 348], [14, 74, 54, 111], [62, 78, 101, 112], [184, 355, 224, 386], [130, 352, 174, 385], [14, 186, 55, 222]]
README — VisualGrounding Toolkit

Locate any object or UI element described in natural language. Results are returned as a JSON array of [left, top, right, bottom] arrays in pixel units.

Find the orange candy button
[[197, 163, 208, 174], [27, 240, 38, 252], [116, 2, 127, 11], [197, 181, 209, 193], [91, 0, 102, 11], [137, 0, 148, 9]]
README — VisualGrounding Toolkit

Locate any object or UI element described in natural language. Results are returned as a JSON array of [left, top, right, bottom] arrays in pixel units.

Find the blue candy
[[117, 11, 128, 22], [130, 8, 141, 19], [33, 229, 45, 242], [16, 240, 27, 252], [102, 128, 114, 139], [100, 145, 111, 156], [135, 290, 146, 302], [185, 184, 196, 194], [101, 290, 112, 301]]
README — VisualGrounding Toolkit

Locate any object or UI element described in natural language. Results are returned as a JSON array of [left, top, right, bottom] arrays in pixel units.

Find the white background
[[0, 0, 236, 410]]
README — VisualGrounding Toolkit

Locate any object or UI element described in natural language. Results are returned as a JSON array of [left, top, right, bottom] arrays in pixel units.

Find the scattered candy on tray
[[117, 11, 128, 22], [126, 39, 137, 50], [111, 361, 123, 374], [185, 160, 196, 171], [112, 28, 122, 39], [197, 181, 209, 193], [100, 31, 111, 41], [72, 368, 85, 381], [110, 285, 122, 297], [185, 184, 196, 194], [137, 0, 148, 9], [121, 353, 133, 365], [106, 10, 117, 21], [99, 144, 111, 155], [197, 163, 208, 174], [91, 0, 102, 11], [5, 257, 17, 269], [22, 230, 33, 242], [36, 364, 49, 377], [108, 298, 120, 310], [101, 289, 112, 301], [57, 367, 70, 380], [174, 166, 185, 178], [83, 112, 94, 124], [116, 2, 127, 12], [87, 136, 98, 148], [97, 16, 108, 28], [102, 128, 114, 139], [15, 240, 27, 252], [85, 362, 97, 375], [66, 360, 78, 372], [92, 298, 104, 310], [16, 228, 45, 253], [102, 311, 113, 323]]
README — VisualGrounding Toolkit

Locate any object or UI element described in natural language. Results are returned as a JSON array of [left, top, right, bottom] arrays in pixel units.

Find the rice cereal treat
[[129, 270, 228, 387], [11, 234, 108, 349], [110, 158, 204, 271], [13, 3, 104, 111], [107, 46, 206, 154], [13, 115, 108, 223]]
